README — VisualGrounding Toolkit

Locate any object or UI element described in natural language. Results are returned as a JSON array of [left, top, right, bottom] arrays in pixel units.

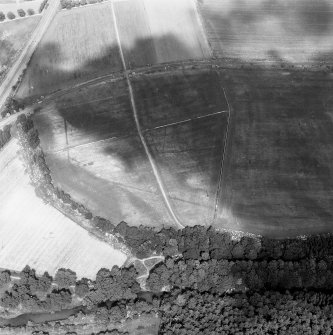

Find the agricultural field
[[33, 78, 173, 228], [113, 0, 210, 68], [0, 16, 40, 83], [0, 139, 127, 279], [133, 69, 229, 225], [34, 78, 134, 152], [16, 2, 122, 99], [33, 68, 229, 228], [132, 69, 228, 129], [215, 67, 333, 237], [145, 113, 228, 226], [198, 0, 333, 64]]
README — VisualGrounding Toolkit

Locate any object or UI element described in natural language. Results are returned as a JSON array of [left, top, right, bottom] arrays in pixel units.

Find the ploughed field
[[0, 140, 127, 279], [0, 16, 41, 83], [198, 0, 333, 64], [34, 69, 229, 228]]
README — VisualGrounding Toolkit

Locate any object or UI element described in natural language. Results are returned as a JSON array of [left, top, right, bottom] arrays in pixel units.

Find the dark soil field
[[132, 69, 228, 129], [216, 67, 333, 237], [34, 79, 134, 152]]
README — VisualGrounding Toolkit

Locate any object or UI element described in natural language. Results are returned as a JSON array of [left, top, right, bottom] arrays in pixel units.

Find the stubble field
[[198, 0, 333, 64], [0, 140, 127, 279], [16, 3, 122, 99]]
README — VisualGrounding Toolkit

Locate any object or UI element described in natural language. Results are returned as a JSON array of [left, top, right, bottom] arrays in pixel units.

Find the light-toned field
[[0, 16, 40, 82], [0, 139, 127, 279], [44, 137, 173, 228], [198, 0, 333, 64], [16, 2, 122, 99], [114, 0, 210, 68], [216, 68, 333, 237]]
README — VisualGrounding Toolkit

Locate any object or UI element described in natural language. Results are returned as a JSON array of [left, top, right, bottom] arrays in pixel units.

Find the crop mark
[[213, 87, 232, 223], [111, 2, 185, 229]]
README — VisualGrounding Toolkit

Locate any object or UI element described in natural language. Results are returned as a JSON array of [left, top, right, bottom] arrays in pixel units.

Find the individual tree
[[39, 0, 48, 13], [17, 9, 26, 17], [7, 12, 16, 20], [46, 289, 72, 310], [75, 278, 90, 298], [36, 272, 53, 292], [54, 268, 77, 288], [27, 128, 40, 149], [0, 11, 5, 21], [27, 8, 35, 15], [0, 271, 11, 288], [0, 125, 11, 148]]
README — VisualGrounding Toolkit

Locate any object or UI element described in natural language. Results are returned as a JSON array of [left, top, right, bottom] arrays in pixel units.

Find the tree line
[[0, 124, 11, 150], [3, 261, 333, 335], [60, 0, 107, 10]]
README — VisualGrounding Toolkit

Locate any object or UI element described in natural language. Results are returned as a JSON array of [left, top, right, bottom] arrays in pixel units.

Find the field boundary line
[[143, 110, 228, 132], [193, 0, 213, 58], [213, 87, 232, 223], [111, 2, 184, 229]]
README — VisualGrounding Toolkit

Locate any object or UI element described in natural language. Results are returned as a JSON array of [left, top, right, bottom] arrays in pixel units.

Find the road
[[111, 2, 185, 229], [0, 0, 60, 111]]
